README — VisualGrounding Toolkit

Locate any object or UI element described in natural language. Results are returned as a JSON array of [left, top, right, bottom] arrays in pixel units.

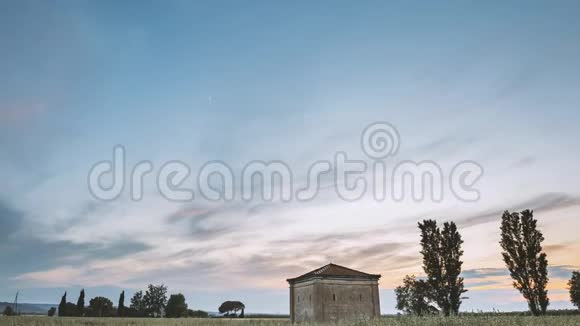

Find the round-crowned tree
[[218, 301, 245, 317], [48, 307, 57, 317], [88, 296, 114, 317], [165, 293, 188, 318]]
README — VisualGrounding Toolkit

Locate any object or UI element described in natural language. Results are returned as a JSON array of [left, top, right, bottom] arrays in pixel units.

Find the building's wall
[[290, 281, 315, 322], [290, 278, 380, 322], [317, 279, 380, 321]]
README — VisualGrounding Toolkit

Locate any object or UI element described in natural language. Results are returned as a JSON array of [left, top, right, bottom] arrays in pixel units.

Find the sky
[[1, 0, 580, 314]]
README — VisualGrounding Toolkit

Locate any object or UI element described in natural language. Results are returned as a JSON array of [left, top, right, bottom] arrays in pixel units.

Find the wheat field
[[2, 316, 580, 326]]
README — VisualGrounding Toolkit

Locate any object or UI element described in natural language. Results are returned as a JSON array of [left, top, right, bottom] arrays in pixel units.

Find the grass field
[[2, 316, 580, 326]]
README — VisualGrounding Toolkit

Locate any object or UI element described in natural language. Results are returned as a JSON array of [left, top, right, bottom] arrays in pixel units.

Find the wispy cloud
[[511, 156, 537, 169], [461, 265, 579, 292], [457, 192, 580, 228]]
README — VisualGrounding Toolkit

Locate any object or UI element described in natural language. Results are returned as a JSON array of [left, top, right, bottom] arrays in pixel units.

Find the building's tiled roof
[[286, 263, 381, 284]]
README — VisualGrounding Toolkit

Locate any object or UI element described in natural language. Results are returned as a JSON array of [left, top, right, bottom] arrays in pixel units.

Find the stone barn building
[[287, 263, 381, 322]]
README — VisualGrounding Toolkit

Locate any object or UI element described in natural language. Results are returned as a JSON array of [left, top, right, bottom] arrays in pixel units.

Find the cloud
[[190, 225, 234, 240], [0, 102, 46, 128], [4, 238, 152, 290], [465, 266, 574, 287], [272, 222, 417, 248], [165, 203, 242, 240], [457, 192, 580, 228], [238, 238, 418, 285], [14, 266, 84, 285], [511, 156, 537, 168], [544, 243, 574, 254], [235, 254, 320, 282], [166, 205, 218, 224], [254, 243, 418, 290], [86, 240, 152, 260], [119, 259, 224, 289], [0, 199, 23, 239], [52, 200, 115, 233], [0, 237, 151, 279], [461, 265, 579, 292], [409, 134, 479, 160], [549, 265, 579, 279], [462, 268, 508, 279]]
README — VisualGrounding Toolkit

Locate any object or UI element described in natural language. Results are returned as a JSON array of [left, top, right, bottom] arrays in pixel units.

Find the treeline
[[395, 209, 580, 317], [54, 284, 209, 318]]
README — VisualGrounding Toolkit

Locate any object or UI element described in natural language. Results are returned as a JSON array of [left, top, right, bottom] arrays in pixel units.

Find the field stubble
[[1, 316, 580, 326]]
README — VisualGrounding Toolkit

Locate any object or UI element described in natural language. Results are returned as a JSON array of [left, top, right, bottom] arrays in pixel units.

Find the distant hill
[[0, 302, 56, 315]]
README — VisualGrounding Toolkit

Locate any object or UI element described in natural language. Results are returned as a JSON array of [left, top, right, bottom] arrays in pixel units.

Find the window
[[332, 294, 336, 301], [360, 294, 363, 301], [297, 296, 300, 302], [309, 295, 311, 302]]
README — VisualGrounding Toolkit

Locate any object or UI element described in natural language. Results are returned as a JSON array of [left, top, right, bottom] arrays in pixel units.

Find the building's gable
[[287, 263, 381, 284]]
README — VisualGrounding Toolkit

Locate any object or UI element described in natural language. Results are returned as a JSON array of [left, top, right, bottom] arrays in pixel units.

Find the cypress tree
[[58, 292, 67, 317], [77, 289, 85, 316], [118, 291, 125, 317]]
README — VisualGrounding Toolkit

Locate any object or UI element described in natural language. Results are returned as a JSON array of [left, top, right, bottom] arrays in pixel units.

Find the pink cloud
[[13, 266, 82, 286], [0, 102, 46, 127]]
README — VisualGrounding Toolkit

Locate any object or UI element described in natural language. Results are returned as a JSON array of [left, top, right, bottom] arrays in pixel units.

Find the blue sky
[[1, 0, 580, 314]]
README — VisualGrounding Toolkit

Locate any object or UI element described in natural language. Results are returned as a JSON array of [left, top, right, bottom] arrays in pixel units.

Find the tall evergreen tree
[[58, 292, 67, 317], [77, 289, 85, 316], [118, 291, 125, 317], [500, 209, 549, 316], [418, 219, 466, 316]]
